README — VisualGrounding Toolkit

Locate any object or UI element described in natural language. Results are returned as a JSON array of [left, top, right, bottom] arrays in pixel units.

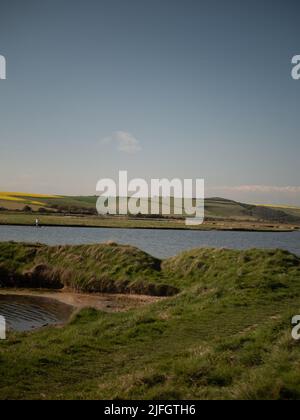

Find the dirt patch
[[0, 288, 164, 313]]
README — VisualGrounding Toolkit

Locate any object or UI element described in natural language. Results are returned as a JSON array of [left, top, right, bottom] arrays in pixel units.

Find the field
[[0, 243, 300, 399], [0, 212, 298, 232], [260, 204, 300, 219], [0, 193, 60, 212], [0, 192, 98, 212], [0, 192, 300, 232]]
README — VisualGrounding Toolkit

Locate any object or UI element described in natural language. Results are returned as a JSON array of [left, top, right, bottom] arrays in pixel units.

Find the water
[[0, 225, 299, 259], [0, 294, 73, 332]]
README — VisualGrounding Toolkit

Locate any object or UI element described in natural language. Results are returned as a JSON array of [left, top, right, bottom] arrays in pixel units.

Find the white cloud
[[216, 185, 300, 194], [101, 131, 141, 154]]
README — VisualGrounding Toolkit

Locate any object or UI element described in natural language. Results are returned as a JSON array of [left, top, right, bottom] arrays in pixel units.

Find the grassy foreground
[[1, 243, 300, 399]]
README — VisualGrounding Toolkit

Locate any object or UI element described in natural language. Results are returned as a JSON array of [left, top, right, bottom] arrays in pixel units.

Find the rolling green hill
[[1, 192, 300, 224]]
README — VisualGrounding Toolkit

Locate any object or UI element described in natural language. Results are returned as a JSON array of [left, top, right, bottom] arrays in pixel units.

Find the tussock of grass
[[1, 243, 300, 399], [1, 243, 300, 299], [0, 242, 178, 296]]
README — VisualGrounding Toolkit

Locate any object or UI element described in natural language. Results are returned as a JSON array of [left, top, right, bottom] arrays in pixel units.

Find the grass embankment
[[1, 243, 300, 399], [0, 242, 177, 296]]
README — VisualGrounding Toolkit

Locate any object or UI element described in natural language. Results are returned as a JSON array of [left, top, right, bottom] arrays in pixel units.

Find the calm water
[[0, 295, 73, 332], [0, 225, 299, 258]]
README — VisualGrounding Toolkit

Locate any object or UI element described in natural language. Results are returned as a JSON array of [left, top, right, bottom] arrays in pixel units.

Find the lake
[[0, 225, 299, 258], [0, 294, 73, 332]]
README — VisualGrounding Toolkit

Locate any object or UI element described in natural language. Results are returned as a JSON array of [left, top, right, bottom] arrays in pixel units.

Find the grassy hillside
[[0, 244, 300, 399], [260, 204, 300, 219], [1, 192, 300, 224], [205, 198, 300, 223], [0, 242, 177, 296], [1, 242, 299, 297]]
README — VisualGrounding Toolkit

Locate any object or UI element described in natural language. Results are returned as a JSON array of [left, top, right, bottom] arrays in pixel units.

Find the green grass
[[0, 244, 300, 399], [0, 242, 177, 296], [0, 212, 186, 229]]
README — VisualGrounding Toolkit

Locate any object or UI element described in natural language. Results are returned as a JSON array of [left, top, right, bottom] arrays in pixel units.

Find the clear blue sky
[[0, 0, 299, 204]]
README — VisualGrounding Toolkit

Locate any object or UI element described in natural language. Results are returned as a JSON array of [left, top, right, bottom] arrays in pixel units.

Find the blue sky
[[0, 0, 299, 204]]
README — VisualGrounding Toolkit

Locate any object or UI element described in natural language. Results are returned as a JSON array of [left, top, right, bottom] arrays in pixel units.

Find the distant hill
[[1, 192, 300, 224], [205, 198, 300, 224]]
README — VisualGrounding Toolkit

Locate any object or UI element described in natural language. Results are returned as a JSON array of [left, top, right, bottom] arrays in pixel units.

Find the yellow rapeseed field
[[0, 192, 60, 207], [2, 192, 59, 199]]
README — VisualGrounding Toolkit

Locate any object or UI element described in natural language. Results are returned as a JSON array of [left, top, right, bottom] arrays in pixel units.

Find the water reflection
[[0, 225, 299, 259], [0, 294, 73, 332]]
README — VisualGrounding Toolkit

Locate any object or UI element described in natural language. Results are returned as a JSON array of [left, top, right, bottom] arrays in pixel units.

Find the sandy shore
[[0, 288, 163, 312]]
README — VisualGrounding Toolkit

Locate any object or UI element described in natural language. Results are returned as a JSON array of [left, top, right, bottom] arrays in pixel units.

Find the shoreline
[[0, 221, 298, 233], [0, 288, 163, 312]]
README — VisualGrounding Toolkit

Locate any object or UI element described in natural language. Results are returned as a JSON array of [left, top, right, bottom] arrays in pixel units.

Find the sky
[[0, 0, 300, 204]]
